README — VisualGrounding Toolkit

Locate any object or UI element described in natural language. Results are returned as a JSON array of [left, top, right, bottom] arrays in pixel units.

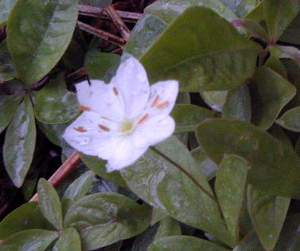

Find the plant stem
[[30, 152, 81, 202]]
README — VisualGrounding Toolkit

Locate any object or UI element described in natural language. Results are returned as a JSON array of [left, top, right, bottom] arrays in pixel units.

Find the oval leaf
[[121, 136, 233, 246], [7, 0, 79, 84], [34, 74, 80, 124], [247, 185, 290, 250], [0, 202, 52, 239], [0, 229, 58, 251], [141, 7, 259, 92], [0, 95, 20, 134], [64, 192, 151, 250], [38, 178, 63, 230], [196, 119, 300, 198], [0, 41, 16, 82], [3, 96, 36, 187]]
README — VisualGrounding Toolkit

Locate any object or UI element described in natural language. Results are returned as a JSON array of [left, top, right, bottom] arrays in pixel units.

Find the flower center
[[120, 121, 134, 134]]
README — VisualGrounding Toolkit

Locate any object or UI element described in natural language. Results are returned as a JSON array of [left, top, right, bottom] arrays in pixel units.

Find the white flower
[[63, 56, 179, 172]]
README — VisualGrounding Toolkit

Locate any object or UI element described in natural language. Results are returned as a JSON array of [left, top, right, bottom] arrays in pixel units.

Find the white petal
[[105, 137, 148, 172], [133, 115, 175, 149], [63, 111, 119, 156], [146, 80, 179, 117], [75, 80, 125, 121], [110, 57, 150, 119]]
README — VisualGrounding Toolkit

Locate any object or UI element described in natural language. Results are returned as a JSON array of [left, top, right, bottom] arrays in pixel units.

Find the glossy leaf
[[0, 95, 20, 134], [145, 0, 236, 23], [3, 96, 36, 187], [81, 154, 127, 188], [38, 178, 63, 230], [262, 0, 300, 40], [63, 171, 94, 200], [141, 7, 259, 92], [38, 122, 68, 146], [223, 85, 251, 122], [215, 154, 249, 243], [234, 231, 264, 251], [196, 119, 300, 198], [251, 67, 296, 130], [149, 236, 230, 251], [52, 228, 81, 251], [172, 104, 215, 133], [247, 185, 290, 250], [7, 0, 79, 84], [277, 106, 300, 132], [34, 74, 80, 124], [0, 202, 51, 239], [0, 41, 16, 82], [85, 50, 120, 80], [125, 15, 166, 59], [0, 229, 58, 251], [121, 136, 233, 246], [0, 0, 17, 26], [64, 193, 151, 250]]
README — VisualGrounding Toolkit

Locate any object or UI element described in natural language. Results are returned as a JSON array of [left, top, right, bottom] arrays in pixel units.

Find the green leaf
[[0, 229, 58, 251], [262, 0, 300, 40], [38, 122, 68, 146], [251, 67, 296, 130], [196, 119, 300, 198], [276, 106, 300, 132], [125, 14, 166, 59], [0, 202, 52, 239], [0, 0, 17, 26], [0, 95, 20, 134], [141, 7, 259, 92], [215, 154, 249, 243], [64, 193, 151, 250], [149, 236, 230, 251], [38, 178, 63, 230], [121, 136, 233, 246], [52, 228, 81, 251], [0, 41, 16, 82], [3, 96, 36, 187], [247, 185, 290, 250], [283, 60, 300, 108], [223, 85, 251, 122], [85, 50, 120, 80], [155, 217, 181, 240], [7, 0, 79, 84], [172, 104, 215, 133], [145, 0, 236, 23], [34, 74, 80, 124], [280, 13, 300, 45], [63, 171, 94, 200], [81, 154, 127, 188]]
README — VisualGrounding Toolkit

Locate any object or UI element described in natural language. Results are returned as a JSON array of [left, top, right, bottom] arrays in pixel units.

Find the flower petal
[[76, 80, 125, 121], [110, 57, 150, 118], [63, 111, 119, 156], [147, 80, 179, 117], [133, 115, 175, 148], [105, 137, 148, 172]]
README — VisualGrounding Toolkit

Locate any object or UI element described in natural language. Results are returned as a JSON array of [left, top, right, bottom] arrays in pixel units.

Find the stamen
[[99, 124, 110, 132], [113, 87, 119, 96], [151, 95, 160, 107], [74, 126, 87, 133], [157, 101, 169, 109], [137, 113, 149, 125], [80, 105, 91, 112]]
